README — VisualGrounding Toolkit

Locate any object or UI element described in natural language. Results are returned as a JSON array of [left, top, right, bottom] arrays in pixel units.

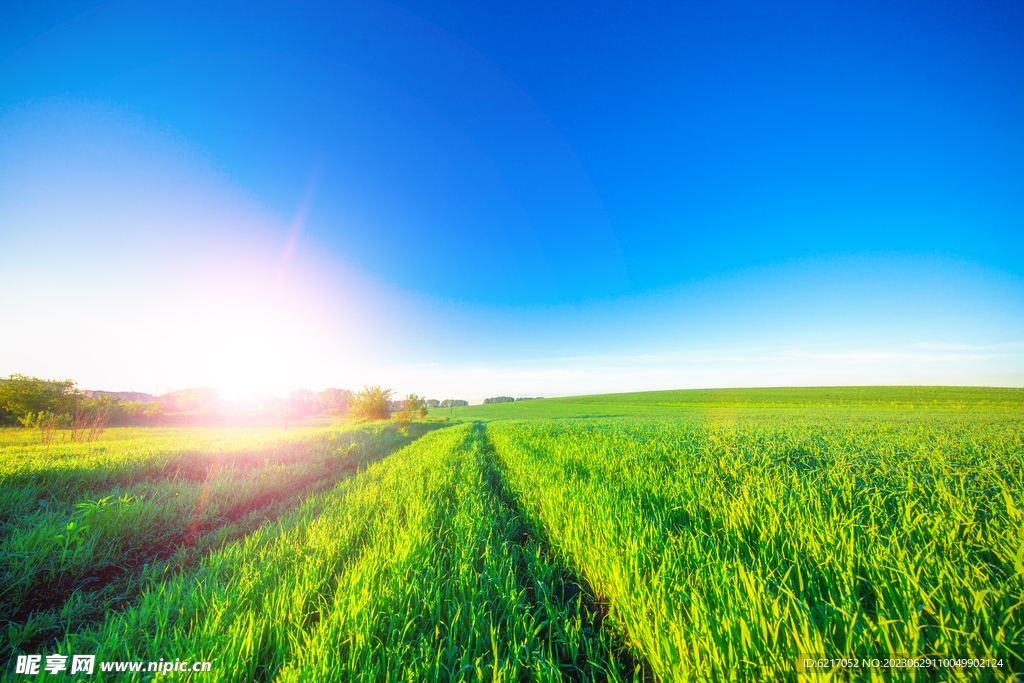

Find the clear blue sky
[[2, 0, 1022, 401]]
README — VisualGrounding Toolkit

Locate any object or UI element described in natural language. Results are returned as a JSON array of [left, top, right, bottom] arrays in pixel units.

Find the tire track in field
[[472, 422, 655, 683], [260, 423, 480, 682]]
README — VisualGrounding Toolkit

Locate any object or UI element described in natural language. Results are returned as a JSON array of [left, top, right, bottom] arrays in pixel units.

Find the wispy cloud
[[910, 341, 1024, 351], [526, 343, 1023, 366]]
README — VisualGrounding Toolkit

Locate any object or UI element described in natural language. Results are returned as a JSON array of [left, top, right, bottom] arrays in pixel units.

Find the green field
[[2, 387, 1022, 681]]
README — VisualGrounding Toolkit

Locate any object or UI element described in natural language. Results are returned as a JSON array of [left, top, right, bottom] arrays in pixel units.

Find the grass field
[[2, 387, 1022, 681]]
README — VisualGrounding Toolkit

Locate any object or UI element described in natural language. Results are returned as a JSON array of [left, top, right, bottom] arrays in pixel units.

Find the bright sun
[[205, 333, 290, 401]]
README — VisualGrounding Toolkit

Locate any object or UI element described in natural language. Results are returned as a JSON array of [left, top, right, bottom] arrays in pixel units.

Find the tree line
[[0, 375, 167, 426], [282, 388, 468, 417], [483, 396, 544, 404], [0, 375, 471, 433], [434, 399, 469, 408]]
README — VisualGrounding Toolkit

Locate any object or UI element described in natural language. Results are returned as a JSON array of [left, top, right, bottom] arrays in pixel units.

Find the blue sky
[[1, 0, 1022, 401]]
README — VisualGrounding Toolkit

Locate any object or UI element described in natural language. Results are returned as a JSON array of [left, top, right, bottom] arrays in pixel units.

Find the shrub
[[396, 394, 426, 425], [19, 410, 66, 445], [351, 385, 393, 420]]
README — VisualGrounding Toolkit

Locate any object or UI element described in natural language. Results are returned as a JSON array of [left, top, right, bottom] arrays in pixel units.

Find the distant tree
[[351, 385, 393, 420], [288, 388, 316, 415], [143, 401, 165, 424], [252, 393, 283, 412], [515, 397, 542, 401], [439, 399, 468, 408], [0, 374, 81, 425], [426, 399, 440, 409], [70, 397, 149, 426], [483, 396, 515, 405], [86, 394, 128, 423], [164, 386, 219, 412], [317, 388, 353, 414]]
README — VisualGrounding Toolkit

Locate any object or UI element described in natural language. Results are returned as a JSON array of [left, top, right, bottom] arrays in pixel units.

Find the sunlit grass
[[3, 388, 1020, 681], [489, 410, 1024, 680], [49, 424, 635, 682], [0, 420, 433, 659]]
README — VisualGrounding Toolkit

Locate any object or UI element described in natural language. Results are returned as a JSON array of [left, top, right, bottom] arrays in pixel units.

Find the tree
[[287, 388, 316, 415], [317, 388, 353, 414], [86, 394, 128, 423], [483, 396, 514, 404], [351, 385, 393, 420], [143, 401, 165, 424], [426, 399, 440, 409], [163, 386, 219, 412], [0, 374, 81, 425], [252, 393, 283, 412]]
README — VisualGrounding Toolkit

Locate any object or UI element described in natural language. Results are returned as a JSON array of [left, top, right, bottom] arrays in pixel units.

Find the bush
[[18, 410, 66, 444], [396, 394, 426, 425], [351, 385, 393, 420]]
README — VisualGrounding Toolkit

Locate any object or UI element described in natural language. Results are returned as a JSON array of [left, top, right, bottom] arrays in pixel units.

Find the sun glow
[[149, 285, 352, 403], [204, 331, 290, 401]]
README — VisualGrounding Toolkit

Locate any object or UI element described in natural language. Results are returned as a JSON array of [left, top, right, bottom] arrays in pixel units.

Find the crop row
[[4, 407, 1020, 681], [489, 414, 1024, 681], [30, 423, 639, 682]]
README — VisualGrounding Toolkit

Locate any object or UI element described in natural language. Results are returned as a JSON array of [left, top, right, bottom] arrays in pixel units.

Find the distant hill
[[439, 386, 1024, 422], [548, 386, 1023, 408]]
